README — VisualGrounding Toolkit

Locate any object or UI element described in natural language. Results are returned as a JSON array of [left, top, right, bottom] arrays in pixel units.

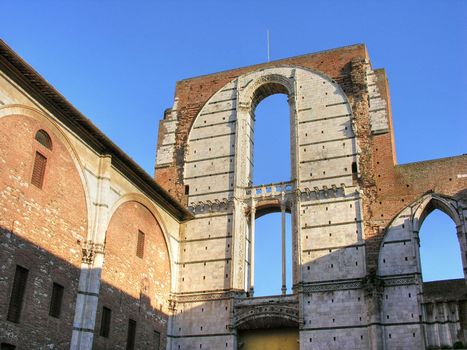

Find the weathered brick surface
[[365, 140, 467, 271], [0, 115, 87, 348], [94, 200, 171, 349]]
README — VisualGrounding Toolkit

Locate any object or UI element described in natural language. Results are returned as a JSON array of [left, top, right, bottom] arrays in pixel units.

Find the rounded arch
[[246, 199, 292, 219], [238, 72, 294, 112], [107, 193, 175, 290], [235, 304, 299, 330], [0, 104, 91, 233], [34, 129, 52, 150], [185, 64, 352, 144], [236, 65, 352, 110]]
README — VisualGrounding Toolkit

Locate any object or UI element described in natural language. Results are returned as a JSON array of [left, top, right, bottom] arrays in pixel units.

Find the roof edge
[[176, 43, 367, 83], [397, 154, 467, 168], [0, 39, 192, 222]]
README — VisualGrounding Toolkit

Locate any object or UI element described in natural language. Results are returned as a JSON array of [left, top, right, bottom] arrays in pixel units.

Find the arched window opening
[[419, 209, 463, 282], [252, 94, 291, 185], [251, 212, 292, 297], [35, 129, 52, 150], [419, 207, 465, 349]]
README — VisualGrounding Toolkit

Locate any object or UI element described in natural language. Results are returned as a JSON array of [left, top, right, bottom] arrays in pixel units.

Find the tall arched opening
[[415, 198, 467, 348], [248, 91, 293, 297]]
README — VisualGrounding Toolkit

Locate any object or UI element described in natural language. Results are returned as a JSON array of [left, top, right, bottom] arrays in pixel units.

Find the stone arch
[[247, 199, 292, 219], [0, 104, 91, 233], [236, 64, 352, 111], [412, 194, 462, 231], [412, 194, 466, 281], [237, 72, 294, 112], [235, 308, 299, 330], [378, 193, 465, 277], [183, 65, 357, 293], [377, 194, 467, 348], [106, 194, 174, 290]]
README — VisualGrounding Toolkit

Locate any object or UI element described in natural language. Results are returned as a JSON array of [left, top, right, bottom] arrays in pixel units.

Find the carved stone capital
[[81, 240, 105, 265]]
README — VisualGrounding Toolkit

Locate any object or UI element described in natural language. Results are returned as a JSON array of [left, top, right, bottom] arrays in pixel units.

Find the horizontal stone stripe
[[302, 321, 421, 331], [188, 189, 233, 198], [185, 154, 234, 164], [382, 239, 411, 246], [326, 101, 349, 107], [176, 258, 231, 265], [193, 120, 235, 129], [73, 327, 94, 333], [77, 290, 99, 297], [299, 136, 355, 147], [182, 235, 232, 243], [185, 171, 234, 180], [301, 173, 351, 183], [192, 212, 233, 219], [300, 197, 359, 207], [299, 113, 352, 124], [199, 108, 236, 116], [300, 153, 357, 164], [302, 220, 362, 230], [303, 242, 365, 253], [208, 97, 237, 105], [167, 333, 233, 338], [190, 132, 235, 142]]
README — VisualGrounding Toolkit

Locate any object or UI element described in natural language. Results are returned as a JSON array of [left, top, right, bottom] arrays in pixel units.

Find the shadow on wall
[[2, 194, 466, 349], [0, 227, 168, 350]]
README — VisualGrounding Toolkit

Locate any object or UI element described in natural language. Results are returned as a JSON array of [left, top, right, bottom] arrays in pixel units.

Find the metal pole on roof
[[267, 30, 270, 62]]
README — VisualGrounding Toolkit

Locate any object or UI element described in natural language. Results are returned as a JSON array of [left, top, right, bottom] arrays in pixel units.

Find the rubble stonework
[[0, 39, 466, 350]]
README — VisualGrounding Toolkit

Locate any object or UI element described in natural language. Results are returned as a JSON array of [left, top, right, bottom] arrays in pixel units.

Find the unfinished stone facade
[[156, 44, 467, 350], [0, 39, 466, 350]]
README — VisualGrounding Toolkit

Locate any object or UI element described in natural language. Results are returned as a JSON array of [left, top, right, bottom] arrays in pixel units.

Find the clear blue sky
[[1, 0, 465, 295]]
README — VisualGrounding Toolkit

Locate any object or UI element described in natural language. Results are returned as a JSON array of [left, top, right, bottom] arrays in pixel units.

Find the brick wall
[[0, 115, 87, 348], [94, 200, 171, 349]]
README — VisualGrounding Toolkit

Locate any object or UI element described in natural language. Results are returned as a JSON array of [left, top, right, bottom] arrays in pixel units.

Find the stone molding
[[81, 240, 105, 265]]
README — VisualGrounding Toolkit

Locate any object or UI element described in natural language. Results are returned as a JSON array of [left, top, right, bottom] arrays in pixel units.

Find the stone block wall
[[156, 44, 467, 350]]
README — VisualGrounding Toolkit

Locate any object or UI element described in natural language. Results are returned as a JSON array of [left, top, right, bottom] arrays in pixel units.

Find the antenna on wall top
[[267, 30, 270, 62]]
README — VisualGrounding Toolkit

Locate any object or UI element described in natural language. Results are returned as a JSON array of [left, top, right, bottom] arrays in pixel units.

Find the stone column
[[364, 274, 384, 350], [70, 155, 111, 350], [231, 104, 251, 291], [281, 200, 287, 295], [250, 203, 256, 296]]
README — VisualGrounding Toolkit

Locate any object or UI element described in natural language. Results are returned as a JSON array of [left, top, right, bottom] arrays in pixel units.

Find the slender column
[[281, 201, 287, 295], [250, 203, 256, 296], [70, 155, 111, 350]]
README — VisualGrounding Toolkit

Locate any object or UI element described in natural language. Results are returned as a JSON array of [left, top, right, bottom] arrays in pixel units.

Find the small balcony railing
[[245, 180, 295, 198]]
